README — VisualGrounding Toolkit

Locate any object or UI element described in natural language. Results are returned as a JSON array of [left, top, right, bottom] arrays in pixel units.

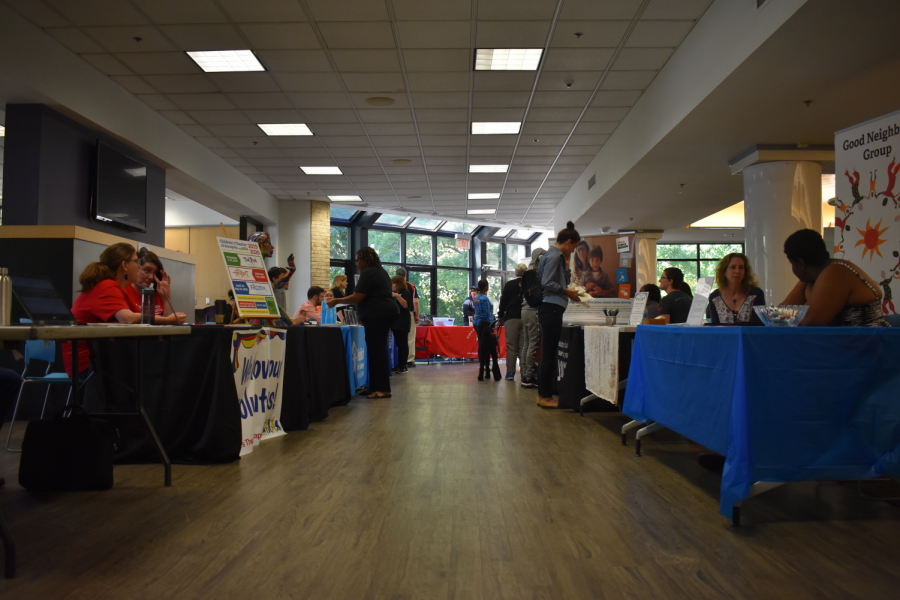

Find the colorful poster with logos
[[218, 237, 280, 319], [231, 328, 287, 455], [835, 109, 900, 315]]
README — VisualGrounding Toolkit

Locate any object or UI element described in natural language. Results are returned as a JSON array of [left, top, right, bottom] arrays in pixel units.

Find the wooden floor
[[2, 362, 900, 599]]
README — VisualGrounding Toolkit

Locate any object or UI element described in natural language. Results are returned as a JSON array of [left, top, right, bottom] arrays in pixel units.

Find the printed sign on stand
[[231, 328, 287, 455], [630, 292, 649, 325], [218, 237, 280, 319], [686, 277, 714, 326]]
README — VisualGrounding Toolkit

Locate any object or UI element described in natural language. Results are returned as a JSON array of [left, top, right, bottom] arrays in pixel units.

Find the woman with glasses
[[657, 267, 692, 324], [121, 249, 186, 325]]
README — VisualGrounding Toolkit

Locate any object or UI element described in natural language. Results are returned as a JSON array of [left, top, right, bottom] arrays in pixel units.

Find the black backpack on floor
[[522, 270, 543, 308]]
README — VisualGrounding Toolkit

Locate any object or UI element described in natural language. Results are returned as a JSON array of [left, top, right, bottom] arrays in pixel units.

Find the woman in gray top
[[536, 221, 582, 407]]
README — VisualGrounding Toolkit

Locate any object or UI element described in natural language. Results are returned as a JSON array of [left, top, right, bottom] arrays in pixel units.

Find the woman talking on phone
[[121, 249, 186, 325]]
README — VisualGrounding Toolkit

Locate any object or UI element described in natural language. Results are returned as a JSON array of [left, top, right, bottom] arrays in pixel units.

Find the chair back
[[20, 318, 56, 364], [885, 313, 900, 327]]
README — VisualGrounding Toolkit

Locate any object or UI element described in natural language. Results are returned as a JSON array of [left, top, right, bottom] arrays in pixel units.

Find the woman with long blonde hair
[[706, 252, 765, 325]]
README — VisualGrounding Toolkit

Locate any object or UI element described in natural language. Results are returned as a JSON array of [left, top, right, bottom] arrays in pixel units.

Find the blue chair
[[5, 319, 83, 452], [884, 314, 900, 327]]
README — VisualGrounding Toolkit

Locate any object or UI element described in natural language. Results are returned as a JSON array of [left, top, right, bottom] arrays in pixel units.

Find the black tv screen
[[93, 141, 148, 232]]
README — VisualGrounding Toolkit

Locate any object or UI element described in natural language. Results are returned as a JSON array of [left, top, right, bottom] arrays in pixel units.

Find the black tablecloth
[[85, 326, 244, 464], [280, 326, 352, 431], [556, 326, 590, 411]]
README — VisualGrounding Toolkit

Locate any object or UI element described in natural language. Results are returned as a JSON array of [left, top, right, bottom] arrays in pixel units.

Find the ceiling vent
[[588, 174, 596, 190]]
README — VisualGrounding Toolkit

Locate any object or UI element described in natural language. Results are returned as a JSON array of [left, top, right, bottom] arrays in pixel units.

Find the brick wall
[[310, 200, 330, 288]]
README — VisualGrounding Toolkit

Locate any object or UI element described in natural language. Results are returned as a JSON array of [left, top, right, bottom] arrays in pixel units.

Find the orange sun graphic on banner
[[855, 218, 889, 260]]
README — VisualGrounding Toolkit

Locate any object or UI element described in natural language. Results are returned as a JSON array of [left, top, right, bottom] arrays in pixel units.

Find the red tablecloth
[[415, 325, 506, 359]]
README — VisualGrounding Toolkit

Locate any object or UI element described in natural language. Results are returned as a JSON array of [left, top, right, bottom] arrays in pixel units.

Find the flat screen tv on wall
[[92, 141, 148, 233]]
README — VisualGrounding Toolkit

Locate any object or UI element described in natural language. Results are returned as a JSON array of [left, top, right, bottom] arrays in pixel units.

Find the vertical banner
[[231, 328, 288, 455], [835, 109, 900, 315], [217, 237, 280, 319]]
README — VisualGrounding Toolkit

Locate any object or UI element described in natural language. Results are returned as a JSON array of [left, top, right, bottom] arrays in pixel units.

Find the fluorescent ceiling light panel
[[471, 122, 521, 135], [475, 49, 543, 71], [328, 195, 362, 201], [469, 165, 509, 173], [0, 125, 4, 136], [258, 123, 313, 136], [300, 166, 343, 175], [186, 50, 264, 73], [468, 193, 501, 199], [467, 209, 496, 215]]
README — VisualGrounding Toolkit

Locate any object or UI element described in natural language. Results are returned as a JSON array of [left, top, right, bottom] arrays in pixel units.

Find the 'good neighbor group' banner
[[231, 328, 287, 455]]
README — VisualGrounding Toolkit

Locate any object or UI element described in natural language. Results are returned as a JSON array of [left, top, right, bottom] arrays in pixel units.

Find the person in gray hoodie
[[536, 221, 581, 407], [518, 248, 545, 388]]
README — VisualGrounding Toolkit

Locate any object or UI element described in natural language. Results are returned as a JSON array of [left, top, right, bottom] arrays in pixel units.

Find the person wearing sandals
[[327, 248, 399, 399], [536, 221, 582, 408]]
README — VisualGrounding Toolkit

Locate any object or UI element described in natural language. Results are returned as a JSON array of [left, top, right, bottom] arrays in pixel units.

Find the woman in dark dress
[[706, 253, 765, 325], [327, 248, 398, 398]]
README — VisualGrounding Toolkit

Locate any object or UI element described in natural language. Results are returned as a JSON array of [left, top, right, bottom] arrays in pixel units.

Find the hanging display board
[[835, 109, 900, 315], [217, 237, 280, 319]]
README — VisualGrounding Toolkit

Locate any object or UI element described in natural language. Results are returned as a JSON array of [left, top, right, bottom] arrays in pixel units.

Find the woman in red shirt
[[121, 249, 186, 325], [64, 243, 144, 375]]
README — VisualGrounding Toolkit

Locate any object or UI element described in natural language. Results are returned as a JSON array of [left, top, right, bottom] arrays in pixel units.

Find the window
[[437, 237, 469, 268], [329, 265, 345, 288], [440, 221, 477, 234], [486, 274, 502, 310], [657, 243, 744, 292], [407, 271, 432, 316], [494, 228, 512, 238], [437, 268, 470, 323], [375, 213, 411, 227], [510, 229, 535, 240], [330, 206, 358, 221], [485, 243, 502, 269], [330, 225, 349, 260], [369, 230, 401, 263], [506, 244, 523, 271], [406, 234, 432, 265], [408, 217, 443, 230]]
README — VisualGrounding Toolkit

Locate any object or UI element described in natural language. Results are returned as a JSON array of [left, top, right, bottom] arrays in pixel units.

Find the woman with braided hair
[[327, 247, 398, 398]]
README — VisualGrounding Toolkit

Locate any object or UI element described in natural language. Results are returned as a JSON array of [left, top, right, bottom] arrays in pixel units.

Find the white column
[[744, 161, 822, 304], [275, 199, 312, 314], [634, 232, 663, 291]]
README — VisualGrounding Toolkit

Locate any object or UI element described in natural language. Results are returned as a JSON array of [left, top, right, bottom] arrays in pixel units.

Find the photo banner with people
[[231, 328, 288, 455], [571, 235, 636, 299], [835, 108, 900, 315], [218, 236, 280, 319]]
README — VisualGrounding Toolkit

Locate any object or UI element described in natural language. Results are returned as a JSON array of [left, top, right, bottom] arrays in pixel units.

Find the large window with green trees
[[656, 243, 745, 291], [330, 226, 348, 260], [406, 234, 432, 265], [369, 230, 401, 264]]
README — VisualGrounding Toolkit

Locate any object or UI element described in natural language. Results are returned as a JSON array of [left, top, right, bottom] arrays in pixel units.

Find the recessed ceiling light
[[469, 165, 509, 173], [328, 195, 362, 202], [475, 48, 543, 71], [186, 50, 265, 73], [366, 97, 395, 106], [258, 123, 313, 136], [468, 193, 500, 199], [0, 125, 4, 136], [300, 166, 343, 175], [472, 122, 521, 135], [467, 209, 496, 215], [393, 158, 413, 165]]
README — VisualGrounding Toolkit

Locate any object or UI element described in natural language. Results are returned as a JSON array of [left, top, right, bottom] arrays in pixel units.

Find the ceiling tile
[[239, 23, 320, 50], [169, 93, 236, 110], [583, 106, 630, 121], [515, 146, 562, 156], [478, 0, 558, 20], [469, 147, 513, 157], [45, 0, 148, 26], [349, 92, 409, 110], [110, 75, 157, 94], [472, 71, 536, 92], [83, 27, 176, 52], [335, 157, 382, 167], [519, 134, 568, 145], [405, 71, 469, 93], [590, 90, 642, 107], [419, 135, 467, 147], [531, 90, 591, 107], [362, 123, 415, 135], [377, 146, 423, 156], [411, 92, 468, 109], [185, 110, 252, 125], [536, 70, 603, 91], [3, 0, 69, 27], [319, 136, 373, 147], [329, 147, 375, 157], [366, 135, 420, 147], [613, 47, 675, 70], [227, 92, 294, 109], [159, 24, 246, 51], [158, 110, 196, 125], [600, 70, 657, 90], [217, 0, 307, 22], [551, 20, 630, 48], [522, 122, 574, 135], [130, 0, 227, 24], [643, 0, 714, 20], [475, 20, 550, 47], [627, 20, 695, 47], [417, 122, 467, 135], [470, 107, 526, 121], [241, 108, 307, 122], [559, 3, 641, 26], [302, 110, 360, 124], [284, 148, 335, 157], [470, 136, 517, 147], [269, 136, 325, 148], [81, 53, 132, 76], [568, 134, 610, 145], [357, 108, 413, 123], [317, 22, 396, 49], [526, 107, 580, 121], [142, 74, 218, 93], [572, 121, 619, 134], [542, 48, 615, 71], [180, 124, 213, 137], [115, 52, 198, 74], [207, 73, 281, 93], [136, 94, 179, 110], [555, 155, 592, 165], [45, 28, 104, 54], [392, 0, 470, 20], [341, 72, 406, 92], [330, 50, 400, 72], [473, 91, 531, 108], [286, 92, 352, 109], [414, 108, 469, 122], [271, 72, 343, 92], [306, 0, 389, 21], [397, 21, 470, 49], [257, 50, 332, 72], [197, 137, 228, 148], [205, 124, 264, 137], [403, 49, 471, 72], [561, 144, 599, 156], [425, 156, 466, 166]]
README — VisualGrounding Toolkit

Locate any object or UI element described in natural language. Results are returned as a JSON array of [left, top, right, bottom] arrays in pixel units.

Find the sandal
[[367, 391, 392, 399]]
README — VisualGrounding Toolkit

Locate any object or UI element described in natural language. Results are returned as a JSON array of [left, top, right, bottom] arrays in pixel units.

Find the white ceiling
[[1, 0, 713, 228]]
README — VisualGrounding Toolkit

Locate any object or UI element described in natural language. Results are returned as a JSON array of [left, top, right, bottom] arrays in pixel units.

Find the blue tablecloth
[[338, 326, 367, 392], [623, 325, 900, 517]]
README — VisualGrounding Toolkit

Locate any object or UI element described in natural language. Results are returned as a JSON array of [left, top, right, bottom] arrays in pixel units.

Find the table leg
[[579, 394, 598, 416], [135, 339, 172, 486], [731, 481, 784, 527], [634, 422, 664, 457], [0, 507, 15, 578], [620, 419, 644, 446]]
